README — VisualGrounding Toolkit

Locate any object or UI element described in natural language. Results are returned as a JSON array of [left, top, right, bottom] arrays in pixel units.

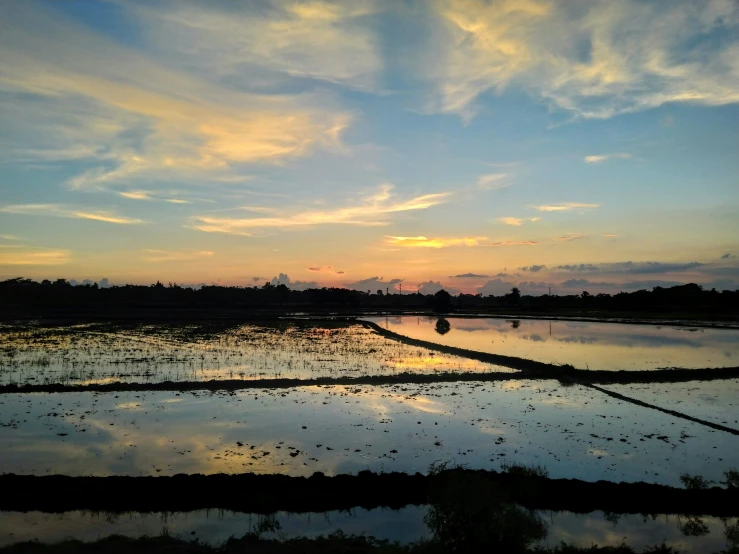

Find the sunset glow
[[1, 0, 737, 294]]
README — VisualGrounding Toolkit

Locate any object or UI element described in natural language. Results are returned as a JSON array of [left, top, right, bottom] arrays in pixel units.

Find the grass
[[0, 320, 498, 387], [723, 468, 739, 489], [500, 462, 549, 478], [679, 473, 713, 490]]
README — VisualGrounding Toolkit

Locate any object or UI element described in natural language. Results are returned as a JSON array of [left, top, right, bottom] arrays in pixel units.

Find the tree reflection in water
[[435, 318, 451, 335], [424, 463, 547, 553]]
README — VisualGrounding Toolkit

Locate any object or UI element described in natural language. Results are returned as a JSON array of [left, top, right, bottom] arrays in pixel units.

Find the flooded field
[[2, 381, 736, 485], [0, 321, 507, 386], [366, 316, 739, 370], [1, 317, 738, 551], [1, 508, 737, 553]]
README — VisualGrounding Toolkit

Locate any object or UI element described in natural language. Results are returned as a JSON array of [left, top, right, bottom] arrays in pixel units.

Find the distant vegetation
[[1, 278, 737, 317]]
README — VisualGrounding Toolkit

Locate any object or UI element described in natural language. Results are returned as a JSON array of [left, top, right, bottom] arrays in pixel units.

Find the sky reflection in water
[[1, 381, 737, 486], [366, 317, 739, 370]]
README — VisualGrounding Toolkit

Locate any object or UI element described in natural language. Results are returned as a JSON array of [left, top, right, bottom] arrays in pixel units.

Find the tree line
[[0, 278, 737, 316]]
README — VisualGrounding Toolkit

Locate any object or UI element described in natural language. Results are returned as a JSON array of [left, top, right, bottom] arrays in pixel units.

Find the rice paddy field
[[1, 316, 738, 553]]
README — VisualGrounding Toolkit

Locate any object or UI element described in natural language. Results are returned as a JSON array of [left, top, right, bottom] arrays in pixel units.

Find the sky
[[1, 0, 738, 295]]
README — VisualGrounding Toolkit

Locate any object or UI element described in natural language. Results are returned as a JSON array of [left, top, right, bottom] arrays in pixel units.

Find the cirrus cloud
[[0, 204, 143, 225], [584, 153, 632, 164], [385, 235, 485, 248], [0, 247, 70, 266], [531, 203, 600, 212], [428, 0, 739, 120], [191, 184, 451, 235]]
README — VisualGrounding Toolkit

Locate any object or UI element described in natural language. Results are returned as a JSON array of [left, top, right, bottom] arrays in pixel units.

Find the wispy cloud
[[386, 235, 485, 248], [0, 204, 142, 225], [450, 273, 489, 278], [0, 247, 70, 266], [190, 184, 451, 235], [428, 0, 739, 120], [308, 265, 345, 275], [556, 264, 600, 272], [120, 190, 192, 204], [477, 173, 510, 190], [483, 241, 539, 247], [498, 216, 540, 226], [531, 203, 599, 212], [624, 261, 703, 274], [554, 233, 585, 242], [584, 153, 632, 164], [0, 2, 354, 191], [142, 250, 214, 262]]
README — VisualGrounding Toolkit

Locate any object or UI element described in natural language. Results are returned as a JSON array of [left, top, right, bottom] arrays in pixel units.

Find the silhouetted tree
[[505, 287, 521, 306], [433, 289, 452, 312]]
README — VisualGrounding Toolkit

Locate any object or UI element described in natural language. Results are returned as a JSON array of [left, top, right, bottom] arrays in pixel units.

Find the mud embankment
[[1, 470, 737, 517]]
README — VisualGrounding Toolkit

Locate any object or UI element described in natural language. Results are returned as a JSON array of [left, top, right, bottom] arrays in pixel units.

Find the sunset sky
[[1, 0, 738, 294]]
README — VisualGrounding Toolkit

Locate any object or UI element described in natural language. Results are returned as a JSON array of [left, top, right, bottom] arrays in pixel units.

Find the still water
[[2, 381, 737, 485], [1, 508, 736, 553], [365, 317, 739, 370]]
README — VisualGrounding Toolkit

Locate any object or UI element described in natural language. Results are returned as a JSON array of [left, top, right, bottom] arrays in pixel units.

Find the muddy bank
[[1, 469, 737, 517], [361, 320, 567, 373]]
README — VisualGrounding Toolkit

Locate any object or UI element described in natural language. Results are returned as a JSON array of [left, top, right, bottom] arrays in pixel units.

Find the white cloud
[[0, 2, 354, 191], [477, 173, 510, 190], [428, 0, 739, 120], [131, 1, 382, 90], [584, 153, 632, 163], [531, 203, 599, 212], [190, 184, 451, 235]]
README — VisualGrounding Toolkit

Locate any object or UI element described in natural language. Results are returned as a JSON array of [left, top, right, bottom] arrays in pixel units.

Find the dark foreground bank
[[1, 533, 728, 554], [2, 469, 738, 517]]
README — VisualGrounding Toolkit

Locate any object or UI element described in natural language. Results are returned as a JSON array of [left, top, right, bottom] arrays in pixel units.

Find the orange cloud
[[0, 248, 70, 265], [386, 235, 486, 248]]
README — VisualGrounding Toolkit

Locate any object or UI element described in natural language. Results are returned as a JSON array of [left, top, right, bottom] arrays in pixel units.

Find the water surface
[[2, 381, 736, 485], [366, 317, 739, 370], [1, 508, 736, 553]]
